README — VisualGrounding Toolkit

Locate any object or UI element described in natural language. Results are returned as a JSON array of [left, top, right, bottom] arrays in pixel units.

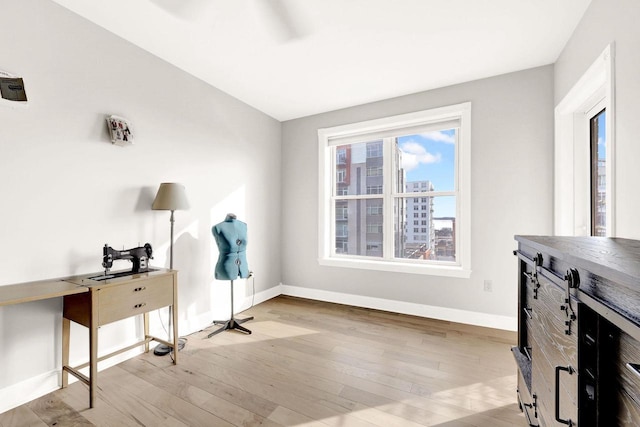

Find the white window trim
[[555, 44, 615, 236], [317, 103, 471, 278]]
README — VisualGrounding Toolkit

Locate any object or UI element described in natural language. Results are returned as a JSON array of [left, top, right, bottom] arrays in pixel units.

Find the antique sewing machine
[[92, 243, 154, 280]]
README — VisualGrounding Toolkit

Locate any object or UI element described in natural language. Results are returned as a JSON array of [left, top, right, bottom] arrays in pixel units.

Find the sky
[[398, 129, 456, 219]]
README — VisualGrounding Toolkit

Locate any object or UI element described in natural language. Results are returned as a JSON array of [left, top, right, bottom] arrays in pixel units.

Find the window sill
[[318, 257, 472, 278]]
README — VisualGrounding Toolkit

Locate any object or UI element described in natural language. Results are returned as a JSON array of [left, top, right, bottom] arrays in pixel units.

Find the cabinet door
[[615, 331, 640, 425], [530, 273, 579, 426]]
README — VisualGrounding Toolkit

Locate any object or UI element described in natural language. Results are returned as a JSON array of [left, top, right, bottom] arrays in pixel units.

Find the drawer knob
[[134, 287, 146, 292], [134, 303, 146, 309]]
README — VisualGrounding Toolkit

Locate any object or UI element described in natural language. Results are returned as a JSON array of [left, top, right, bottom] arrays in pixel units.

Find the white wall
[[0, 0, 281, 411], [554, 0, 640, 239], [281, 66, 554, 330]]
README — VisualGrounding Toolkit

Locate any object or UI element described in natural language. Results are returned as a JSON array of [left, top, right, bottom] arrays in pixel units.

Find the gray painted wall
[[0, 0, 281, 409], [555, 0, 640, 238], [281, 66, 554, 325]]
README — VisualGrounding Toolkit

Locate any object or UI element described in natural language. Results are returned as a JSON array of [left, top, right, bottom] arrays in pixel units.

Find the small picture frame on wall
[[106, 115, 134, 146]]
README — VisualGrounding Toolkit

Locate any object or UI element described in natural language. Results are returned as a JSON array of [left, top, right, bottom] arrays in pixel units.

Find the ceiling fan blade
[[255, 0, 304, 42], [150, 0, 210, 22]]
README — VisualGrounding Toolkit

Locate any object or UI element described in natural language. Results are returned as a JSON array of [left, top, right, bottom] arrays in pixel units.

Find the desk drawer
[[616, 331, 640, 425], [98, 275, 174, 326]]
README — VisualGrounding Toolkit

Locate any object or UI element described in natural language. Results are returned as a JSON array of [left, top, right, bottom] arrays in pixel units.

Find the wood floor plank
[[26, 394, 92, 427], [5, 296, 523, 426], [119, 357, 283, 427], [0, 406, 47, 427]]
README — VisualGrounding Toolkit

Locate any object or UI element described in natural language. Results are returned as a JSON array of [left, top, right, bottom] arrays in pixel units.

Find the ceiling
[[51, 0, 592, 121]]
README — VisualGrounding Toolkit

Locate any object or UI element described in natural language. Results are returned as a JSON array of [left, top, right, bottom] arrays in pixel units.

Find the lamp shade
[[152, 183, 190, 211]]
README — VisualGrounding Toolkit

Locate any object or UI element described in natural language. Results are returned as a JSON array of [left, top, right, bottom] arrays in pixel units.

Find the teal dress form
[[212, 215, 249, 280]]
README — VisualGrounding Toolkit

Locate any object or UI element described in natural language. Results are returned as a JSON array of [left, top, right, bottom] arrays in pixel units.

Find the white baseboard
[[0, 341, 146, 414], [280, 284, 517, 331], [0, 370, 59, 414]]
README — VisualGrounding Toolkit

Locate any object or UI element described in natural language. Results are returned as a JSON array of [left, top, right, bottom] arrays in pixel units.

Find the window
[[367, 166, 383, 177], [555, 44, 614, 236], [336, 205, 348, 220], [336, 169, 346, 183], [367, 224, 383, 233], [366, 185, 383, 195], [318, 102, 471, 277], [336, 223, 348, 238], [367, 205, 383, 216], [366, 141, 383, 158], [590, 108, 606, 236]]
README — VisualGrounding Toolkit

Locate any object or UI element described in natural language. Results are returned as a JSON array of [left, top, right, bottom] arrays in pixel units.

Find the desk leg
[[172, 276, 179, 364], [144, 312, 150, 353], [89, 295, 98, 408], [172, 304, 179, 364], [62, 317, 70, 388]]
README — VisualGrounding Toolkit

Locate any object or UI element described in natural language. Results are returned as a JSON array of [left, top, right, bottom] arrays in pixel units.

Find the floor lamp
[[152, 182, 189, 355]]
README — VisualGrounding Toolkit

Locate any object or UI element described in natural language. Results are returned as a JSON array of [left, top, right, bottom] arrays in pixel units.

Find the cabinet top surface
[[516, 235, 640, 295], [516, 235, 640, 336]]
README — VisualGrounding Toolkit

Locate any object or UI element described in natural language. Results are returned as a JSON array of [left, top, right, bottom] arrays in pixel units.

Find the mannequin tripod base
[[207, 316, 253, 338]]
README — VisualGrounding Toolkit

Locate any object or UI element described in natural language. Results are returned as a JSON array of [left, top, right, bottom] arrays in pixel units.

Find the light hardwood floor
[[0, 296, 524, 426]]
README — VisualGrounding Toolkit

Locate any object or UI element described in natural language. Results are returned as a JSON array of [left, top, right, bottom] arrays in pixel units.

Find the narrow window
[[590, 109, 606, 236]]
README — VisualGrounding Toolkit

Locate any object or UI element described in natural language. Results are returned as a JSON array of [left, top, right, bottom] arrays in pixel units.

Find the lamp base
[[153, 338, 186, 356]]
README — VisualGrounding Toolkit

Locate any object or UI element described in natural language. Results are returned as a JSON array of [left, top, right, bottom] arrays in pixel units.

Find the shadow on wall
[[170, 232, 209, 317]]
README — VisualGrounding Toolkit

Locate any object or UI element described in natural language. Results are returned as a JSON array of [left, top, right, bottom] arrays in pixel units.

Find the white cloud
[[421, 130, 455, 144], [400, 140, 441, 171]]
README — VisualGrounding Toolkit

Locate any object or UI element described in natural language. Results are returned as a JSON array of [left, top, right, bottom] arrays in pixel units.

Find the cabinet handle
[[626, 363, 640, 379], [517, 389, 538, 426], [134, 287, 146, 292], [555, 365, 575, 426], [134, 303, 146, 309], [523, 307, 533, 319]]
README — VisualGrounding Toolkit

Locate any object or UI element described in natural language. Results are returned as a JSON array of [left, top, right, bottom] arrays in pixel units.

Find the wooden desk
[[62, 269, 178, 408], [0, 278, 87, 306], [0, 269, 178, 409]]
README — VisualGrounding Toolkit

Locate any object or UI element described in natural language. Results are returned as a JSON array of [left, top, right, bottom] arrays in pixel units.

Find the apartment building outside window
[[318, 103, 471, 277]]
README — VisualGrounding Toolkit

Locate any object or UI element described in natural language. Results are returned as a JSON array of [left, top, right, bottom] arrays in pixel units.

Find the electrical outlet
[[483, 280, 493, 292]]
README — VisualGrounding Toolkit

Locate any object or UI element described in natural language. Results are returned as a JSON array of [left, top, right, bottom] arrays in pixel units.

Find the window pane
[[334, 141, 383, 196], [335, 199, 383, 257], [395, 195, 456, 262], [397, 130, 456, 193], [590, 109, 606, 237], [432, 197, 456, 262]]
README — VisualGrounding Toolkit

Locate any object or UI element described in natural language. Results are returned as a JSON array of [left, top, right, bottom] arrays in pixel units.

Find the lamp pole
[[169, 209, 175, 269]]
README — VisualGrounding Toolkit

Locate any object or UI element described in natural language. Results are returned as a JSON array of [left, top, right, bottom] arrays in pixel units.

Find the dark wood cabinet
[[514, 236, 640, 426]]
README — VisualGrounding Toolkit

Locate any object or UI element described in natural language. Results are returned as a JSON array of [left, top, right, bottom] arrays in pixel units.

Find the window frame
[[317, 102, 471, 277], [555, 44, 615, 236]]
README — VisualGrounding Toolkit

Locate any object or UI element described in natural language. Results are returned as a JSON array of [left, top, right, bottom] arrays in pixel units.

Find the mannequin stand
[[207, 280, 253, 338]]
